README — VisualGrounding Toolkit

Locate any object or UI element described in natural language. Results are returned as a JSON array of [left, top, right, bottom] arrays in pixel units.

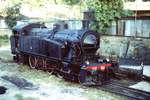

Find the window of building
[[117, 19, 150, 38], [106, 21, 117, 35]]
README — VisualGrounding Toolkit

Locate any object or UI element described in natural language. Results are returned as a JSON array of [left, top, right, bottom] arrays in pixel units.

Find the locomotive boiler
[[10, 22, 118, 85]]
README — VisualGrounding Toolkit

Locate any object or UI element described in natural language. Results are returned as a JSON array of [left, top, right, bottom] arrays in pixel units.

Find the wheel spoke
[[42, 59, 47, 68], [29, 56, 36, 69]]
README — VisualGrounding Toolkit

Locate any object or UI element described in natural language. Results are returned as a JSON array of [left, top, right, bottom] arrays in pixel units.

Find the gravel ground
[[0, 45, 126, 100]]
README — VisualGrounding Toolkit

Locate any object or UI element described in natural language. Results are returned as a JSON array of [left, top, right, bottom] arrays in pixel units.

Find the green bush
[[86, 0, 133, 33], [0, 35, 8, 40], [0, 35, 9, 46]]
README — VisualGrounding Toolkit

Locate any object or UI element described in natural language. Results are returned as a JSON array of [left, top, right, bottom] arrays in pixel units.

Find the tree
[[5, 4, 23, 29], [86, 0, 133, 33]]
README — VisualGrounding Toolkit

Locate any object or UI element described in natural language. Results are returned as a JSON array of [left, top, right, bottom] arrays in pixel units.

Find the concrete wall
[[98, 36, 150, 61], [0, 20, 11, 36], [0, 29, 12, 36]]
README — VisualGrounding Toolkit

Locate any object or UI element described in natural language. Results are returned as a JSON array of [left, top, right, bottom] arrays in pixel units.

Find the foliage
[[0, 35, 9, 46], [62, 0, 80, 5], [4, 4, 23, 29], [124, 0, 135, 1], [86, 0, 133, 33], [0, 35, 8, 40], [143, 0, 150, 1]]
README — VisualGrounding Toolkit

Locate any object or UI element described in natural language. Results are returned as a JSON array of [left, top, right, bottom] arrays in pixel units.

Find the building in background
[[124, 0, 150, 16], [117, 0, 150, 37], [99, 0, 150, 62], [107, 0, 150, 37]]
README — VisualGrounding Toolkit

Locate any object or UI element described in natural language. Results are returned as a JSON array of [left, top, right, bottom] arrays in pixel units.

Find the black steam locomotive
[[10, 22, 118, 85]]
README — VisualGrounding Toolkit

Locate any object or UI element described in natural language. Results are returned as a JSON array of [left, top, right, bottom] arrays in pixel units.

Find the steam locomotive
[[10, 22, 118, 85]]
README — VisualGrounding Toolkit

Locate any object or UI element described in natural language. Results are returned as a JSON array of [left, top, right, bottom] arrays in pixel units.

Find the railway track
[[98, 79, 150, 100]]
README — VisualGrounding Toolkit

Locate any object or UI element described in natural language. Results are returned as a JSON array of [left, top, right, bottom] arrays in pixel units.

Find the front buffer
[[79, 63, 113, 86]]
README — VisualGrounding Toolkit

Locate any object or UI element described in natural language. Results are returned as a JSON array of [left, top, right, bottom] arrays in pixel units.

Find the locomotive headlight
[[85, 60, 90, 65], [106, 58, 110, 62]]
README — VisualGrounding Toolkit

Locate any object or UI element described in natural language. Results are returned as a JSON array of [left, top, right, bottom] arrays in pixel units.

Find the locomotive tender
[[10, 22, 118, 85]]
